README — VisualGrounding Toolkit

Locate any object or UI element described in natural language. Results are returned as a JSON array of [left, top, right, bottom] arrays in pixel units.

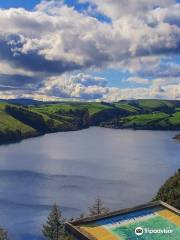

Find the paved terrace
[[66, 201, 180, 240]]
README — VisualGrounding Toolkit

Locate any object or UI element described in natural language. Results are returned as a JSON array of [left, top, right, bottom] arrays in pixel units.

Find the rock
[[174, 134, 180, 140]]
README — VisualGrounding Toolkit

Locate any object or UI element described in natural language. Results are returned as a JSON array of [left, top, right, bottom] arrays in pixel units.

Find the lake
[[0, 127, 179, 239]]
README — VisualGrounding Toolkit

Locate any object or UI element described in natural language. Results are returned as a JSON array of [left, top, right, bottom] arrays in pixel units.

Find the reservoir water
[[0, 127, 179, 239]]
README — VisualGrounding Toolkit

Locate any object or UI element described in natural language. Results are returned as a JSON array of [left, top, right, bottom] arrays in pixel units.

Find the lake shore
[[0, 126, 180, 146], [1, 125, 180, 146]]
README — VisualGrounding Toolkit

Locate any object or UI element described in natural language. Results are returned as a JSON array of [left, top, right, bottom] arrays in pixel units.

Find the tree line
[[42, 198, 109, 240], [0, 198, 109, 240]]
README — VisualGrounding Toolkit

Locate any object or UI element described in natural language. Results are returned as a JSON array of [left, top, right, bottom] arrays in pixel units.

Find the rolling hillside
[[0, 99, 180, 144]]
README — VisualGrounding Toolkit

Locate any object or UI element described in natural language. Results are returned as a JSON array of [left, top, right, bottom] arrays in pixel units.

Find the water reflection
[[0, 127, 179, 239]]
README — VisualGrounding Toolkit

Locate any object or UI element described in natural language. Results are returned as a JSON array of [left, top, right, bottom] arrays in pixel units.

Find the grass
[[0, 103, 36, 135], [31, 104, 80, 114], [114, 103, 140, 113], [121, 113, 169, 128], [169, 112, 180, 126], [31, 108, 64, 128], [0, 99, 180, 144], [31, 102, 113, 116], [82, 103, 113, 116], [138, 99, 174, 110]]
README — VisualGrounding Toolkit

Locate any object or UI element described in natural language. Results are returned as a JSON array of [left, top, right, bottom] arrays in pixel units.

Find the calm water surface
[[0, 127, 179, 239]]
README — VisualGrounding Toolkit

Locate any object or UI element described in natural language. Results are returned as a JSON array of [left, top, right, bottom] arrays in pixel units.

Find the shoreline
[[0, 126, 180, 146]]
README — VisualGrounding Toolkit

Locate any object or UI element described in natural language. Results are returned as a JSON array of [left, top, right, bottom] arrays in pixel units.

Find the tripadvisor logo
[[135, 227, 144, 236], [135, 226, 173, 236]]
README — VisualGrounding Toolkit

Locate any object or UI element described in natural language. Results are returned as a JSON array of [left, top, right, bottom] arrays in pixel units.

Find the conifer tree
[[88, 198, 109, 216], [42, 204, 65, 240]]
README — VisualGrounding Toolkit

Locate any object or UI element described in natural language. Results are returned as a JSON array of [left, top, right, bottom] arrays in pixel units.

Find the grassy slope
[[102, 100, 180, 129], [138, 99, 174, 110], [114, 103, 140, 113], [31, 100, 180, 129], [0, 103, 36, 136], [80, 103, 113, 116], [30, 103, 88, 130], [31, 103, 80, 114], [0, 99, 180, 144], [31, 102, 114, 120], [120, 113, 169, 128], [30, 107, 67, 130], [169, 112, 180, 126]]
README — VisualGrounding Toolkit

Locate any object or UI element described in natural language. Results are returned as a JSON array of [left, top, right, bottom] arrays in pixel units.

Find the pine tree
[[88, 198, 109, 216], [42, 204, 65, 240]]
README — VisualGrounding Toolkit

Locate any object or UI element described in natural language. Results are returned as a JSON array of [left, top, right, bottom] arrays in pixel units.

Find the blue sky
[[0, 0, 179, 101], [1, 0, 179, 9], [0, 0, 111, 23], [0, 0, 40, 10]]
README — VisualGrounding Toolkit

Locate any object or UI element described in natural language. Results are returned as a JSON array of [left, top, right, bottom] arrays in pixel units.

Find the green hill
[[0, 99, 180, 144], [0, 103, 37, 144]]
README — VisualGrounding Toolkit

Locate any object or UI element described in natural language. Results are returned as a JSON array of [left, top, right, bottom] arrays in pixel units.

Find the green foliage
[[88, 198, 109, 216], [0, 104, 36, 143], [42, 204, 65, 240], [43, 204, 75, 240], [138, 99, 174, 111], [121, 113, 169, 129], [5, 105, 52, 133], [169, 112, 180, 126], [0, 104, 35, 134], [114, 103, 140, 113], [82, 102, 113, 116], [154, 170, 180, 209], [31, 104, 89, 130]]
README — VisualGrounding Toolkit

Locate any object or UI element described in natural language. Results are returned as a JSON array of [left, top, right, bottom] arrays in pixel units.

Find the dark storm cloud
[[0, 74, 40, 88], [0, 37, 83, 75]]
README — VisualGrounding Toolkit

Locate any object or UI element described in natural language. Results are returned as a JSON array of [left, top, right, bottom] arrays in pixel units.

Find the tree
[[42, 204, 65, 240], [154, 169, 180, 209], [0, 229, 8, 240], [88, 198, 109, 216]]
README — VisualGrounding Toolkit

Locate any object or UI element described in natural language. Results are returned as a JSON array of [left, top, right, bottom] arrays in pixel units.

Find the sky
[[0, 0, 180, 101]]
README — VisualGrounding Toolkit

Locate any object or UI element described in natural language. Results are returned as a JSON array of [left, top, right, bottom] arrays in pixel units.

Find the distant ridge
[[0, 98, 45, 105], [1, 98, 180, 106], [0, 99, 180, 145]]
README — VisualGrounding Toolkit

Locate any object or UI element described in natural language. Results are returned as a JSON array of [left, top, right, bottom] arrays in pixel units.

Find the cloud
[[0, 36, 82, 74], [0, 0, 179, 101], [126, 77, 150, 85], [1, 77, 180, 101], [80, 0, 176, 19], [35, 73, 180, 101], [139, 62, 180, 79], [0, 2, 179, 71], [38, 73, 107, 100]]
